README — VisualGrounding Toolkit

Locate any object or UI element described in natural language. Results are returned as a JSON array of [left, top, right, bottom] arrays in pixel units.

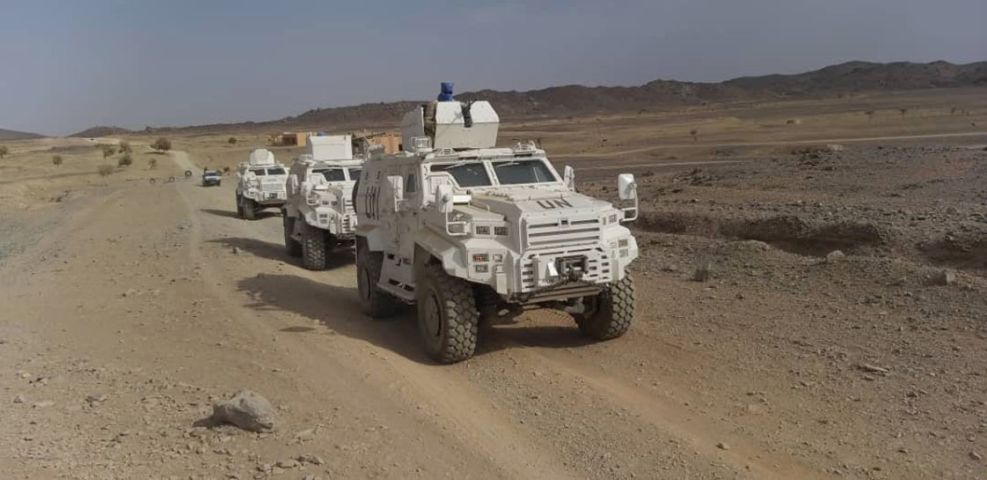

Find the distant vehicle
[[282, 135, 363, 270], [202, 170, 222, 187], [354, 84, 640, 363], [235, 149, 288, 220]]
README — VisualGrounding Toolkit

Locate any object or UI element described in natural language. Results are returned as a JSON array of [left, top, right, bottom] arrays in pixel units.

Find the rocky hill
[[87, 60, 987, 135], [68, 126, 133, 138], [0, 128, 44, 141]]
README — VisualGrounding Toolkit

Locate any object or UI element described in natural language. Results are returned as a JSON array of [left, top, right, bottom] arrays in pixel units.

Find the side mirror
[[618, 173, 637, 201], [563, 165, 575, 191], [435, 183, 454, 214]]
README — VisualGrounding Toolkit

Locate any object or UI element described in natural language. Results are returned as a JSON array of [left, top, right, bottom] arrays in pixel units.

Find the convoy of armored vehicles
[[219, 84, 639, 363], [282, 135, 363, 270]]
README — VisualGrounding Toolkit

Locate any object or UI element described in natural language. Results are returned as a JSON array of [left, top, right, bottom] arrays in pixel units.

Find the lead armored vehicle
[[236, 149, 288, 220], [282, 135, 363, 270], [354, 84, 640, 363]]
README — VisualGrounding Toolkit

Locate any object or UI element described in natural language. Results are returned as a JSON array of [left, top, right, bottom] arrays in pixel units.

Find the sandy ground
[[1, 90, 986, 479]]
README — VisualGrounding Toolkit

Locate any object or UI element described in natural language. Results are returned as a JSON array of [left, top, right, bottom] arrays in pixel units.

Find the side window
[[405, 174, 417, 194]]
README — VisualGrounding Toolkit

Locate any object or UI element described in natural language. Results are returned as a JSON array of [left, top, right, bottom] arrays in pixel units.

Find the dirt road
[[2, 146, 984, 480], [0, 150, 828, 479]]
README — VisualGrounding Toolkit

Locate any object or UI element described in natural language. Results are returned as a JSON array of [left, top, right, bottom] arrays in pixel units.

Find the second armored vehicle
[[202, 169, 222, 187], [355, 85, 640, 363], [235, 149, 288, 220], [282, 135, 363, 270]]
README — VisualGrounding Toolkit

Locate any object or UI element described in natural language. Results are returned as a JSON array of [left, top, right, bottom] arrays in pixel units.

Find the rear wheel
[[356, 237, 402, 318], [283, 215, 302, 257], [242, 198, 256, 220], [416, 263, 479, 363], [300, 224, 327, 270], [235, 194, 244, 218], [574, 274, 635, 340]]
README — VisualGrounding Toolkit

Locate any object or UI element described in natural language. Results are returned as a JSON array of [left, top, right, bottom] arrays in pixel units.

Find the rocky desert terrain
[[1, 86, 986, 480]]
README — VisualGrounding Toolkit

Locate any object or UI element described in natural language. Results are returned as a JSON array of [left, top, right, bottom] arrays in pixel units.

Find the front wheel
[[416, 263, 479, 363], [300, 224, 327, 270], [242, 198, 256, 220], [283, 215, 302, 257], [574, 275, 635, 340]]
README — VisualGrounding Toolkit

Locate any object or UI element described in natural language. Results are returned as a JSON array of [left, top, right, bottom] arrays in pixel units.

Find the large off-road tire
[[283, 215, 302, 257], [356, 238, 402, 318], [300, 224, 327, 270], [574, 274, 635, 340], [242, 198, 256, 220], [416, 263, 479, 363]]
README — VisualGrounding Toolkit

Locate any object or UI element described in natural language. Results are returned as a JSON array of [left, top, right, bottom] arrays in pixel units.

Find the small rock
[[86, 393, 108, 404], [275, 459, 299, 469], [13, 395, 27, 404], [716, 442, 729, 450], [297, 454, 324, 465], [932, 270, 956, 286], [971, 451, 983, 461], [825, 250, 845, 262], [232, 247, 241, 255], [211, 390, 275, 432], [302, 475, 318, 480], [33, 400, 55, 409], [858, 364, 889, 375]]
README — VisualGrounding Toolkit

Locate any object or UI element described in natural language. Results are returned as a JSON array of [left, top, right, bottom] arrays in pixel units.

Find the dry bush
[[0, 146, 8, 158], [118, 141, 132, 154], [148, 158, 158, 169], [100, 144, 117, 158], [117, 153, 133, 167], [52, 155, 63, 166], [151, 137, 172, 152], [227, 137, 237, 145], [97, 164, 115, 176]]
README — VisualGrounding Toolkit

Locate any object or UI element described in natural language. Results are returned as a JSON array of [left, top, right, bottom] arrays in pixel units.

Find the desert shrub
[[118, 141, 132, 154], [97, 164, 115, 176], [100, 144, 116, 158], [0, 146, 8, 158], [227, 137, 237, 145], [117, 153, 133, 167], [689, 129, 699, 142], [151, 137, 172, 152], [148, 158, 158, 169], [52, 155, 63, 166]]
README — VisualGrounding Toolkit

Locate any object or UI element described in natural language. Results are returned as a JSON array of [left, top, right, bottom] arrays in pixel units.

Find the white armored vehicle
[[282, 135, 363, 270], [354, 85, 640, 363], [236, 149, 288, 220]]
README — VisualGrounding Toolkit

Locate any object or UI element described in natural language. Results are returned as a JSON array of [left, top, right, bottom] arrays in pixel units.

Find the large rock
[[211, 390, 275, 432]]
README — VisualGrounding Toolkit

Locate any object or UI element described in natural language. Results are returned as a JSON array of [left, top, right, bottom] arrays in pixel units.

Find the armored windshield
[[314, 168, 346, 182], [491, 159, 557, 185], [431, 162, 492, 187], [267, 167, 286, 175]]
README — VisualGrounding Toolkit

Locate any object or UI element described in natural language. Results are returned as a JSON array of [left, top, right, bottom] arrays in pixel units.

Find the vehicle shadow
[[237, 272, 595, 364], [200, 208, 279, 220], [237, 273, 430, 363], [209, 237, 355, 269]]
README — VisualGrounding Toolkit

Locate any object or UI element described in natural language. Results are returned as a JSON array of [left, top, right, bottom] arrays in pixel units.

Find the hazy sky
[[1, 0, 985, 135]]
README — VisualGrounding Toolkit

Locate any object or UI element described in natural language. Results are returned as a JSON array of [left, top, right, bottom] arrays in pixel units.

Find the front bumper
[[462, 240, 638, 300]]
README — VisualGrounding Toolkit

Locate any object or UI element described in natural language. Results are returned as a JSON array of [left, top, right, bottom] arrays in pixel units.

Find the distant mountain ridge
[[68, 126, 134, 138], [0, 128, 44, 141], [80, 60, 987, 135]]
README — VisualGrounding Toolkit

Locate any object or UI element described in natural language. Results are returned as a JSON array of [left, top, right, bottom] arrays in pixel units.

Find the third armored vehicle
[[236, 149, 288, 220], [355, 85, 640, 363], [282, 135, 363, 270]]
